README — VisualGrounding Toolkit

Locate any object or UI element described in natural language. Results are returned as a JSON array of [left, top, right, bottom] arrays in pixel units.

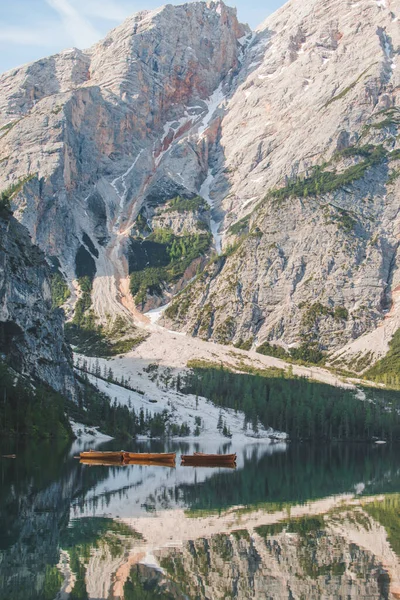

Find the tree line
[[181, 364, 400, 441]]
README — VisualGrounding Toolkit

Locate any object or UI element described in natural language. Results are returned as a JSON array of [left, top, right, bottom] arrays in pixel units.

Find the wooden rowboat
[[181, 453, 236, 465], [194, 453, 236, 459], [79, 451, 176, 464], [123, 452, 176, 462], [80, 451, 124, 461]]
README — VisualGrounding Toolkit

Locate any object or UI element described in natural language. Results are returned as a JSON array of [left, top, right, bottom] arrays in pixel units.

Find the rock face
[[156, 513, 396, 600], [161, 0, 400, 363], [0, 213, 76, 397], [1, 0, 400, 363], [0, 1, 249, 326]]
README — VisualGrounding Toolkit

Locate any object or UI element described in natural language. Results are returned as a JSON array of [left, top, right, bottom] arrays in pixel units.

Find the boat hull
[[181, 453, 236, 466], [123, 452, 176, 462], [80, 451, 124, 461], [80, 458, 175, 467], [79, 451, 176, 464]]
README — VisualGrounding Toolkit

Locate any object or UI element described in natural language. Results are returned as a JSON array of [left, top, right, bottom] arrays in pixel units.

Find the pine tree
[[217, 411, 223, 432]]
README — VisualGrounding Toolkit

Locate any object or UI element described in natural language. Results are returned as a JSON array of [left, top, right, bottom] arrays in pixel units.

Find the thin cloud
[[45, 0, 101, 47], [77, 0, 132, 21]]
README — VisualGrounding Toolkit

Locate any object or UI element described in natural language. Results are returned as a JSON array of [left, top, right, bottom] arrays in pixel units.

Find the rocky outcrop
[[161, 0, 400, 359], [0, 1, 249, 326], [156, 511, 398, 599], [0, 213, 76, 397]]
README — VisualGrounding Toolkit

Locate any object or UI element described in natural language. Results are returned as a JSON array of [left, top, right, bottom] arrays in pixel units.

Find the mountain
[[0, 207, 76, 398], [0, 0, 399, 371]]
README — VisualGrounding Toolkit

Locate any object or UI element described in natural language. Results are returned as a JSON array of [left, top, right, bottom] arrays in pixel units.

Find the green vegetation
[[231, 529, 251, 541], [74, 359, 191, 438], [0, 119, 20, 138], [334, 306, 349, 320], [256, 515, 325, 539], [178, 442, 400, 517], [0, 361, 72, 439], [42, 565, 63, 600], [165, 195, 208, 213], [66, 279, 146, 357], [228, 214, 251, 236], [214, 316, 236, 345], [363, 495, 400, 557], [0, 353, 166, 439], [257, 341, 325, 365], [61, 517, 142, 549], [50, 272, 71, 308], [301, 302, 333, 329], [129, 228, 211, 306], [269, 145, 387, 202], [70, 370, 172, 439], [135, 209, 151, 234], [164, 292, 192, 321], [70, 276, 96, 330], [387, 169, 400, 185], [234, 337, 254, 351], [365, 328, 400, 386], [329, 207, 357, 232], [124, 566, 181, 600], [256, 341, 291, 361], [0, 174, 36, 216], [182, 364, 400, 441], [362, 108, 400, 134], [256, 341, 326, 365], [66, 324, 146, 357], [62, 518, 142, 600], [324, 66, 374, 108]]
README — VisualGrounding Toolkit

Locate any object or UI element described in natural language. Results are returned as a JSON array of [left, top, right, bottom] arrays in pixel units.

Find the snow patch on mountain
[[84, 367, 287, 444]]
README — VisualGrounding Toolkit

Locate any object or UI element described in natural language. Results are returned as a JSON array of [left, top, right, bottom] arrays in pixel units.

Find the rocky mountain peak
[[1, 0, 400, 369]]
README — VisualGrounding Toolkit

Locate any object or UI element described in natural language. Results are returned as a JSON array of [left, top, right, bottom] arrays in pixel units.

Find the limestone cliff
[[0, 212, 76, 397], [161, 0, 400, 365], [1, 0, 400, 365]]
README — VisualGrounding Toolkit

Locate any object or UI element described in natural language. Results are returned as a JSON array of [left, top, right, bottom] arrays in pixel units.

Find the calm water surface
[[1, 438, 400, 599]]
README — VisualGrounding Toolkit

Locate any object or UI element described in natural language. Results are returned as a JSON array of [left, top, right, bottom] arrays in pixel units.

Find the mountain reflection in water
[[1, 440, 400, 599]]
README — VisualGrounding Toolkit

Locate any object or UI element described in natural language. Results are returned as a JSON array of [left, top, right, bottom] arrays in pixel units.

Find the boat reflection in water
[[2, 440, 400, 599]]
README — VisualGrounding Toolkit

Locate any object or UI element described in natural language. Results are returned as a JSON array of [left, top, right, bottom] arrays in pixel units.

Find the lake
[[1, 438, 400, 599]]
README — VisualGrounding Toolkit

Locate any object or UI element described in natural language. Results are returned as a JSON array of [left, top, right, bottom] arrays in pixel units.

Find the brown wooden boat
[[79, 451, 124, 461], [1, 454, 16, 459], [79, 451, 176, 464], [181, 452, 236, 466], [123, 452, 176, 463]]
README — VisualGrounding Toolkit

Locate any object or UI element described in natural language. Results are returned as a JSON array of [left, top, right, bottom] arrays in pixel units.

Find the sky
[[0, 0, 285, 74]]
